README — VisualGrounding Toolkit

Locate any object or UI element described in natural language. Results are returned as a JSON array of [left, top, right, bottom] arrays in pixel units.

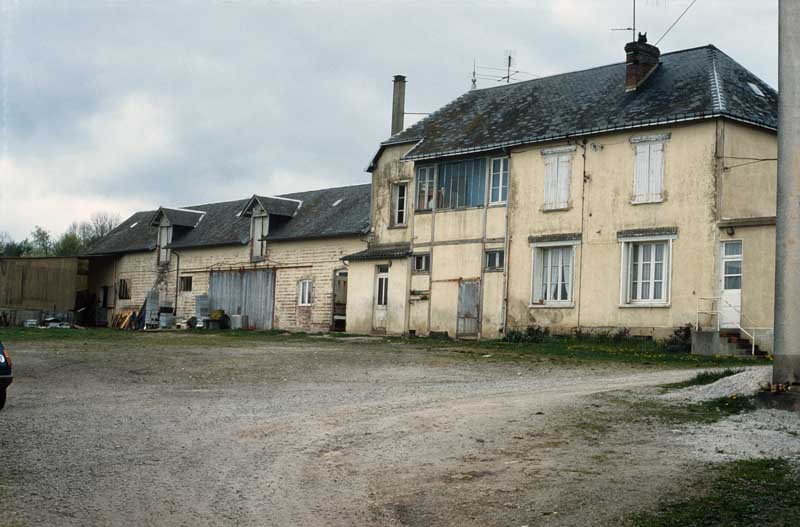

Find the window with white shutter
[[633, 142, 665, 204], [543, 154, 571, 210]]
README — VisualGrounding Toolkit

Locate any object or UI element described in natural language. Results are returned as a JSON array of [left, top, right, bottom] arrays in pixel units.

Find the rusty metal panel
[[457, 279, 480, 336], [208, 269, 275, 330]]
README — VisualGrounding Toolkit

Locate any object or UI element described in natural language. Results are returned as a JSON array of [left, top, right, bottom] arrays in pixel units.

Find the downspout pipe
[[173, 250, 181, 322]]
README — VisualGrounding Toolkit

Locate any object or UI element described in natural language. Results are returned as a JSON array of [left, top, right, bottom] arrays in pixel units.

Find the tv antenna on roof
[[611, 0, 637, 41]]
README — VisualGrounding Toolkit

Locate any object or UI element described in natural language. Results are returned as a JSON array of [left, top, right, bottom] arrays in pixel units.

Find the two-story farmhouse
[[344, 36, 778, 351], [87, 184, 370, 332]]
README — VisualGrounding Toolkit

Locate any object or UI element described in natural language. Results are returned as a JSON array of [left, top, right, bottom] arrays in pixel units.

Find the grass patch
[[0, 327, 767, 368], [619, 395, 757, 425], [661, 368, 745, 390], [629, 458, 800, 526]]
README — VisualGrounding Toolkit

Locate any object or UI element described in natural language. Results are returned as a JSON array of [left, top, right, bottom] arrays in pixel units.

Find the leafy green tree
[[30, 226, 52, 256], [2, 239, 33, 257]]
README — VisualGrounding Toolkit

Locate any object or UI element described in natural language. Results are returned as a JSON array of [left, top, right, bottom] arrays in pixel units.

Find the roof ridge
[[707, 47, 727, 113], [278, 182, 371, 197], [464, 44, 718, 95]]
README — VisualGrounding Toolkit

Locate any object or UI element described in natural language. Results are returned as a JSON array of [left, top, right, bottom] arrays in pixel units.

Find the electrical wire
[[655, 0, 700, 46]]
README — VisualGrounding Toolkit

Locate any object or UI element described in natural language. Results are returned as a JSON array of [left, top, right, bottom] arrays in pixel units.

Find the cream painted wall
[[506, 122, 720, 338], [719, 121, 778, 219], [343, 258, 408, 335]]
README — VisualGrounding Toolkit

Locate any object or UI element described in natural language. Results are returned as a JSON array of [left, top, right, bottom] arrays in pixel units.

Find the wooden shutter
[[557, 155, 571, 208], [648, 143, 664, 201], [634, 144, 650, 202], [544, 156, 557, 209]]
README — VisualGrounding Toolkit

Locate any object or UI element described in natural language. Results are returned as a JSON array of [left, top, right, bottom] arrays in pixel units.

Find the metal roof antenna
[[612, 0, 637, 42]]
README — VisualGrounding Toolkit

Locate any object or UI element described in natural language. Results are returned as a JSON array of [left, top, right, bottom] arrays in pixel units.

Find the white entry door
[[373, 265, 389, 332], [720, 241, 742, 329]]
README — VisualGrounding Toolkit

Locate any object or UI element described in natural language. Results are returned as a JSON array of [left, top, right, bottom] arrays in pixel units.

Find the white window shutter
[[558, 155, 571, 208], [531, 248, 544, 303], [649, 143, 664, 201], [544, 156, 557, 208], [634, 144, 650, 202]]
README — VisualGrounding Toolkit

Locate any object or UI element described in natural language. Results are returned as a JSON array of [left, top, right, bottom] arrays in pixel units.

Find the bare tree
[[78, 212, 121, 245]]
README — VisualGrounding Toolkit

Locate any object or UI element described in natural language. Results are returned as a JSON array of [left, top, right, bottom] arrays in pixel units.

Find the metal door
[[720, 241, 742, 329], [208, 269, 275, 329], [373, 265, 389, 332], [457, 279, 481, 337]]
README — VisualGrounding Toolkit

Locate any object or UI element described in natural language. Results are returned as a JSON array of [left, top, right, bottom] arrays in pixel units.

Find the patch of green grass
[[618, 395, 757, 425], [661, 368, 745, 390], [629, 458, 800, 527]]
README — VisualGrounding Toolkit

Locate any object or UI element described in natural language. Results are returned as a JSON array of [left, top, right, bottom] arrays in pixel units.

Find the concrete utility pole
[[774, 0, 800, 385]]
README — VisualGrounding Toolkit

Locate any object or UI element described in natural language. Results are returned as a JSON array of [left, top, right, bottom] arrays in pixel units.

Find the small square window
[[412, 254, 430, 273], [485, 250, 505, 271], [179, 276, 193, 292]]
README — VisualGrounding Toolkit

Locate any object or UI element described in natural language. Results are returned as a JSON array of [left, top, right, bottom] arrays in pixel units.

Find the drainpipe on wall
[[173, 250, 181, 321], [576, 139, 589, 330]]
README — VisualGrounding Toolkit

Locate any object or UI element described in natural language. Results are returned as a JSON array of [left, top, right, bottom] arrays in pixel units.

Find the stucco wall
[[506, 122, 719, 338], [719, 121, 778, 220]]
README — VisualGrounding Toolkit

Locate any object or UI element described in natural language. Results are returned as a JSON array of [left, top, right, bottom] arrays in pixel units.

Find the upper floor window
[[412, 253, 430, 273], [543, 154, 572, 210], [298, 279, 313, 306], [416, 166, 435, 210], [393, 183, 408, 226], [632, 140, 665, 204], [489, 158, 509, 204], [252, 213, 268, 258], [157, 224, 171, 264], [485, 249, 505, 271], [437, 158, 486, 210]]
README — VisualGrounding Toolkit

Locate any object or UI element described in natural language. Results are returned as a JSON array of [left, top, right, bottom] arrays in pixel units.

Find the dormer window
[[251, 208, 269, 260], [157, 220, 172, 265]]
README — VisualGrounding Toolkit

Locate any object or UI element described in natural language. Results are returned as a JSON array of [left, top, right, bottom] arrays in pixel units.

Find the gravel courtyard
[[0, 334, 778, 526]]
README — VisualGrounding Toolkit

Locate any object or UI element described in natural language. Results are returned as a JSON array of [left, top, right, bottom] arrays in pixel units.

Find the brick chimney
[[624, 33, 660, 92], [391, 75, 406, 135]]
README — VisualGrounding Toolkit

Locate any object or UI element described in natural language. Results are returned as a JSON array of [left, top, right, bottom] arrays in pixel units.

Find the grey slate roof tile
[[341, 243, 411, 262], [86, 184, 371, 255], [383, 46, 777, 162]]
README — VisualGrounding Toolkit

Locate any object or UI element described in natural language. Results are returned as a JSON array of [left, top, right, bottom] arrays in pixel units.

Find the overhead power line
[[655, 0, 700, 46]]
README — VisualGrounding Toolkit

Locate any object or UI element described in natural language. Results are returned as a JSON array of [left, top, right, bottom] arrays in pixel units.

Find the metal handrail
[[696, 296, 762, 355]]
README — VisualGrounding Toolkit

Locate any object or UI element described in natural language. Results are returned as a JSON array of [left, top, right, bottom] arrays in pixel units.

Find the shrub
[[504, 325, 550, 343], [660, 324, 693, 353]]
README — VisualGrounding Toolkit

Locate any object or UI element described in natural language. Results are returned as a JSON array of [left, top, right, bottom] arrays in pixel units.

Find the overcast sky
[[0, 0, 778, 240]]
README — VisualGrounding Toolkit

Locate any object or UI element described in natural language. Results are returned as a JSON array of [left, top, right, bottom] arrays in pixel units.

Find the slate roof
[[86, 184, 371, 256], [150, 207, 205, 227], [341, 243, 412, 262], [376, 45, 777, 164], [248, 196, 301, 218]]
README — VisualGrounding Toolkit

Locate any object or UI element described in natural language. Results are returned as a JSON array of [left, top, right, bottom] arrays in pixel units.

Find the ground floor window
[[179, 276, 193, 292], [298, 279, 313, 306], [118, 279, 130, 300], [376, 265, 389, 306], [532, 245, 574, 305], [621, 239, 672, 304]]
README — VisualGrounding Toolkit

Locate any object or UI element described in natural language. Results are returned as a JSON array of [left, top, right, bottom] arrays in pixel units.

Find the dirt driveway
[[1, 336, 713, 526]]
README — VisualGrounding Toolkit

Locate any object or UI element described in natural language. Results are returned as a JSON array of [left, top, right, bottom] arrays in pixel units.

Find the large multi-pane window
[[489, 158, 509, 204], [532, 246, 574, 305], [622, 240, 671, 304], [437, 158, 486, 210], [416, 166, 435, 210]]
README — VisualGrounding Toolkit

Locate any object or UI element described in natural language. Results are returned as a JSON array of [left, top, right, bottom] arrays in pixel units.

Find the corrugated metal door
[[208, 269, 275, 329], [457, 279, 480, 337]]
